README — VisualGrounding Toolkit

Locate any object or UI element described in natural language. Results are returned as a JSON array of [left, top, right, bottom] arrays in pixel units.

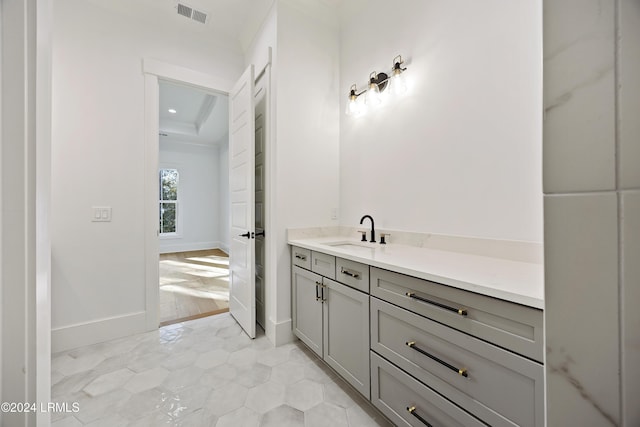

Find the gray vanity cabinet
[[291, 251, 370, 398], [292, 266, 323, 357], [290, 244, 544, 426]]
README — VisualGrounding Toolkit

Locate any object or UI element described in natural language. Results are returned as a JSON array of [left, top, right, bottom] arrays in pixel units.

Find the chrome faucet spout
[[359, 215, 376, 243]]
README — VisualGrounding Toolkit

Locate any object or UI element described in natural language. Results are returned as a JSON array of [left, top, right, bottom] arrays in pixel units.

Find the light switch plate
[[92, 206, 112, 222]]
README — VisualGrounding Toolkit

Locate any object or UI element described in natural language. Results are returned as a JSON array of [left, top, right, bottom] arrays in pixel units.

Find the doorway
[[143, 58, 272, 339], [156, 80, 230, 326]]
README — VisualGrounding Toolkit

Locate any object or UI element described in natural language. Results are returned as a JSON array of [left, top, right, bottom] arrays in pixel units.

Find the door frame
[[142, 58, 273, 334]]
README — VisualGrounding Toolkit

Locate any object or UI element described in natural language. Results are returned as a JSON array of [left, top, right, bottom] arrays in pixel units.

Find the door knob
[[255, 230, 265, 237], [239, 232, 251, 238]]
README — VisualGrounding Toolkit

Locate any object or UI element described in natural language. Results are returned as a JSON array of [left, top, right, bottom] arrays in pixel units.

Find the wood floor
[[159, 248, 229, 326]]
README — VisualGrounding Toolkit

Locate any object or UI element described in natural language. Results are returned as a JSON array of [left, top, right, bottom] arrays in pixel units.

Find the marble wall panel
[[619, 0, 640, 189], [544, 193, 619, 426], [622, 191, 640, 425], [543, 0, 616, 193]]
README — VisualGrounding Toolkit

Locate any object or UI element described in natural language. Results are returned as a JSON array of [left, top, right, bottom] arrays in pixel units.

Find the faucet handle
[[357, 230, 367, 242], [380, 233, 391, 244]]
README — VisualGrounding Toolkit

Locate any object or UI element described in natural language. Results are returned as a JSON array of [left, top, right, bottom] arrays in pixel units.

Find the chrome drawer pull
[[295, 254, 307, 261], [406, 406, 433, 427], [315, 282, 327, 303], [340, 267, 360, 279], [405, 292, 468, 316], [406, 341, 468, 378]]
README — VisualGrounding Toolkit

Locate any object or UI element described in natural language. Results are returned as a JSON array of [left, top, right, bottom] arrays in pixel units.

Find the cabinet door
[[292, 266, 323, 357], [323, 278, 370, 398]]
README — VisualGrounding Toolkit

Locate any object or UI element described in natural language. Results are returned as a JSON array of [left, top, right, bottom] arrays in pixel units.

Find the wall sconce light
[[390, 55, 407, 95], [365, 71, 386, 107], [345, 84, 364, 116], [346, 54, 408, 116]]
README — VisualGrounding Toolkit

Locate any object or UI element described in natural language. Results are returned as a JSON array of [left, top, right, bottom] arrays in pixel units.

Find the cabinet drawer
[[371, 352, 487, 427], [335, 258, 369, 293], [371, 298, 544, 427], [291, 246, 311, 270], [311, 251, 335, 279], [370, 267, 543, 362]]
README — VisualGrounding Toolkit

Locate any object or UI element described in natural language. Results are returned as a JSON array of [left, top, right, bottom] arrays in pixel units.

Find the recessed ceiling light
[[168, 108, 177, 114]]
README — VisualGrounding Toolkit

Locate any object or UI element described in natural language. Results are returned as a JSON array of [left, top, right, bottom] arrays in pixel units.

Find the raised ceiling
[[159, 81, 229, 146]]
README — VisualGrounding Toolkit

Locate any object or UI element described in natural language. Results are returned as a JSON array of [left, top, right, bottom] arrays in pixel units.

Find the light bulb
[[390, 55, 408, 96], [345, 85, 362, 116], [366, 81, 382, 106], [346, 97, 359, 116], [390, 70, 407, 95]]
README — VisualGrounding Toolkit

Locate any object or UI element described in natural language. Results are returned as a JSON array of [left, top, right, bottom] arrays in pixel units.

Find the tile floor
[[159, 249, 230, 325], [51, 313, 392, 426]]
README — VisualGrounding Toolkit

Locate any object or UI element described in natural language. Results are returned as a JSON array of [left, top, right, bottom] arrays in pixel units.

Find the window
[[159, 169, 179, 235]]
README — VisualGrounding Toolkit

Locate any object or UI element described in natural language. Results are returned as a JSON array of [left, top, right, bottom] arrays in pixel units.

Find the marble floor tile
[[261, 404, 304, 427], [195, 349, 230, 370], [271, 360, 306, 385], [205, 382, 249, 416], [235, 363, 272, 388], [216, 406, 261, 427], [51, 416, 83, 427], [162, 365, 206, 392], [305, 402, 349, 427], [50, 312, 389, 426], [285, 379, 324, 411], [123, 367, 170, 393], [82, 368, 134, 397], [245, 381, 286, 413]]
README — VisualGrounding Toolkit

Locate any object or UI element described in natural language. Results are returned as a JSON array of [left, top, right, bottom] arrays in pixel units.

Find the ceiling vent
[[176, 2, 208, 24]]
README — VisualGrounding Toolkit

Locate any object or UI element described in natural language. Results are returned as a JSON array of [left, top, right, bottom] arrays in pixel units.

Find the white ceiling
[[159, 81, 229, 146]]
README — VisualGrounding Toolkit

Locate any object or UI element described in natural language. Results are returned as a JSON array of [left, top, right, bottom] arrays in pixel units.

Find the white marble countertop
[[288, 235, 544, 309]]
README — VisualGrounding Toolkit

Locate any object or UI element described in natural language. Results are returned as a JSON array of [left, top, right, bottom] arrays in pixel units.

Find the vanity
[[289, 228, 544, 427]]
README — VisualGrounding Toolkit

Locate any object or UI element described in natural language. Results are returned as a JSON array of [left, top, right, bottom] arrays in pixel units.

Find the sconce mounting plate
[[373, 72, 389, 92]]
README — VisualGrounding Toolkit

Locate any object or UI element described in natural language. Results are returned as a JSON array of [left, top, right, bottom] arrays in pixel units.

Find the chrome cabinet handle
[[406, 341, 468, 378], [315, 282, 327, 303], [405, 292, 467, 316], [406, 406, 433, 427], [295, 254, 307, 261], [340, 267, 360, 279]]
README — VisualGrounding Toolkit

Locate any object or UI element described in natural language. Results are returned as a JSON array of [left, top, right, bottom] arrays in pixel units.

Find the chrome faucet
[[359, 215, 375, 243]]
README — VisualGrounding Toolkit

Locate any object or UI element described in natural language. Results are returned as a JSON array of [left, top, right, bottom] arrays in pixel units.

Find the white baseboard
[[51, 311, 148, 353], [159, 241, 226, 254], [267, 317, 294, 347]]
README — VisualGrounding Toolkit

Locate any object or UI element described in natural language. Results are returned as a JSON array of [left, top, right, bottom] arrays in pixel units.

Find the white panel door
[[229, 65, 256, 338]]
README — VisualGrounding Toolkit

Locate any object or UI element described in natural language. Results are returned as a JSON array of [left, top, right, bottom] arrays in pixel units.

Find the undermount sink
[[325, 242, 376, 252]]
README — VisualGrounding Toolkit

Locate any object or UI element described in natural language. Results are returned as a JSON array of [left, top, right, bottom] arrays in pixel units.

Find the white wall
[[244, 0, 341, 344], [159, 139, 228, 254], [51, 0, 244, 350], [274, 1, 341, 331], [339, 0, 543, 243]]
